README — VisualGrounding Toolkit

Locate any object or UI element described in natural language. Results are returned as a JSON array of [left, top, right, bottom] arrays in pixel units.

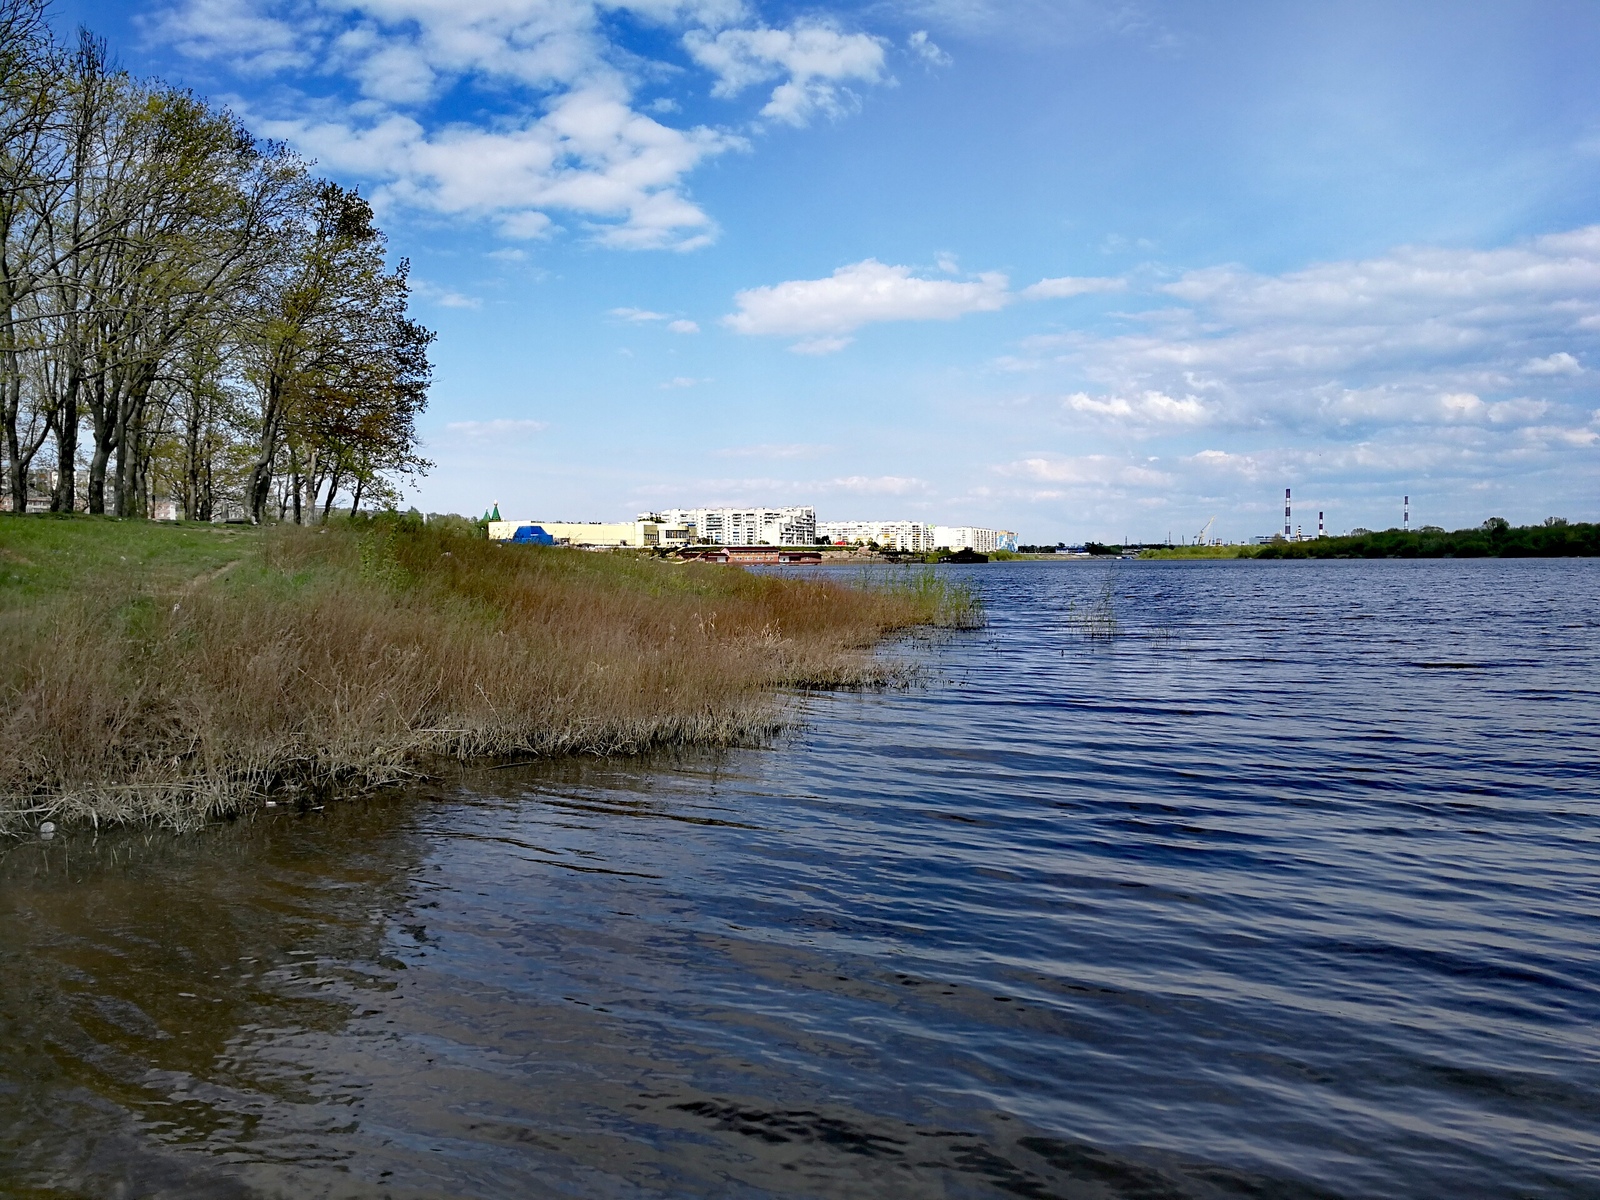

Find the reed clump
[[1066, 573, 1121, 640], [0, 515, 980, 832]]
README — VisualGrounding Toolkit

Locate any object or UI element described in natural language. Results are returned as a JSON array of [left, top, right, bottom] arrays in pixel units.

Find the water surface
[[3, 559, 1597, 1197]]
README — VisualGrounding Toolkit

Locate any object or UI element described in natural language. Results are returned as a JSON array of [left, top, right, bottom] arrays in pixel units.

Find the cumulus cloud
[[685, 20, 888, 126], [1029, 226, 1600, 443], [255, 86, 737, 249], [667, 318, 700, 333], [724, 259, 1011, 349], [611, 307, 670, 321], [143, 0, 895, 248], [1063, 389, 1208, 424], [1523, 351, 1583, 375], [723, 259, 1132, 350]]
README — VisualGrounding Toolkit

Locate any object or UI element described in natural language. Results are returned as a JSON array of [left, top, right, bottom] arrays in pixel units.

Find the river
[[2, 558, 1597, 1198]]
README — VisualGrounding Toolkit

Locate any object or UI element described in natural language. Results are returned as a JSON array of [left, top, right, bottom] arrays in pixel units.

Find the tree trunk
[[3, 367, 24, 513], [321, 463, 342, 522], [50, 373, 80, 511]]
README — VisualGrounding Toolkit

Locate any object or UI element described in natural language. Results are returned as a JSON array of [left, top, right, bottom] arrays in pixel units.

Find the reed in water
[[0, 514, 981, 832]]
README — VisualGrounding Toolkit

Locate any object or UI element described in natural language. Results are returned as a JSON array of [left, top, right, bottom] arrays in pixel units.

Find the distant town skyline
[[53, 0, 1600, 543]]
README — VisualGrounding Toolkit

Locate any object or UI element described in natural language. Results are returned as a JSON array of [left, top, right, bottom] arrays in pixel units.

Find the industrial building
[[817, 521, 934, 551], [639, 507, 816, 547]]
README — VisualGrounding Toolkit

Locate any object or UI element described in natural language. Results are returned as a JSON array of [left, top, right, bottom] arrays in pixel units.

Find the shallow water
[[3, 559, 1598, 1198]]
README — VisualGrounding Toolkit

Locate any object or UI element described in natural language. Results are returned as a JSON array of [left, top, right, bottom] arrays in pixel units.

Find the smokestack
[[1285, 488, 1292, 538], [1404, 495, 1409, 532]]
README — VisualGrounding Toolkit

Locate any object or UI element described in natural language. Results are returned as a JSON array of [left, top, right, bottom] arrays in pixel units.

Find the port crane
[[1195, 515, 1216, 546]]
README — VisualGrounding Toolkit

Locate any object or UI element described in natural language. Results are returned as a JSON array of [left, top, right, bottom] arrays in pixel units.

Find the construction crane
[[1195, 515, 1216, 546]]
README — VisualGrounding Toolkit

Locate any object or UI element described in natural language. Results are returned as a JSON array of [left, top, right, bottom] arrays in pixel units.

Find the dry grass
[[0, 516, 980, 831]]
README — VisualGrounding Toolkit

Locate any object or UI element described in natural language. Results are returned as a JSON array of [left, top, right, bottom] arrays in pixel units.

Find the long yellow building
[[487, 519, 695, 548]]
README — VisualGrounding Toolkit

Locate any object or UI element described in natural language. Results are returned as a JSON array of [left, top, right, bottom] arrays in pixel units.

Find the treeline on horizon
[[1251, 518, 1598, 559], [0, 0, 432, 524]]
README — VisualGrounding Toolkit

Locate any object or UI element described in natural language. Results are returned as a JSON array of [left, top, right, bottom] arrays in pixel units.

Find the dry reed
[[0, 518, 980, 831]]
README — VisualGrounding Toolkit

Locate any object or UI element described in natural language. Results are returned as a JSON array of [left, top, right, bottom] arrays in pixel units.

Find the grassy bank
[[1138, 545, 1247, 559], [1, 514, 980, 832]]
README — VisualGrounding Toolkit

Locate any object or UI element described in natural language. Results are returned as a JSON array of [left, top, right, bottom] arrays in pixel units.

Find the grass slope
[[1, 514, 980, 831]]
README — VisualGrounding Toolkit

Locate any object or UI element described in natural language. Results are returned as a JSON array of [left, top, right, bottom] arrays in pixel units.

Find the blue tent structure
[[510, 524, 555, 545]]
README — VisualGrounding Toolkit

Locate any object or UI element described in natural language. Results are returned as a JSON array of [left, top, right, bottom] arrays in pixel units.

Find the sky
[[53, 0, 1600, 542]]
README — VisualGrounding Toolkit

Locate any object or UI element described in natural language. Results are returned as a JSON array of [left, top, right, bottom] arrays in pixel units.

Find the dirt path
[[179, 558, 243, 594]]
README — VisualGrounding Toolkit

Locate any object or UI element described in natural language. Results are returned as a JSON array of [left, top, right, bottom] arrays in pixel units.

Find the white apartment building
[[933, 526, 1019, 554], [640, 507, 817, 547], [816, 520, 935, 552]]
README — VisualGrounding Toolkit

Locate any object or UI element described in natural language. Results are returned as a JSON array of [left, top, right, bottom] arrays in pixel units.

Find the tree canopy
[[0, 1, 433, 522]]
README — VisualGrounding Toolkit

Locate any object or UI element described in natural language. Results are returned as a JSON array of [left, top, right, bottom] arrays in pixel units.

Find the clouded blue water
[[3, 559, 1597, 1198]]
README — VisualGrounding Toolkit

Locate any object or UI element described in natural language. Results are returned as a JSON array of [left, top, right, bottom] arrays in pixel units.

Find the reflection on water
[[2, 559, 1597, 1198]]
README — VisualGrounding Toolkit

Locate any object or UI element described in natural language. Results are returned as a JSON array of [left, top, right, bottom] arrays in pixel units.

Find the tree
[[244, 183, 432, 523], [0, 0, 58, 511]]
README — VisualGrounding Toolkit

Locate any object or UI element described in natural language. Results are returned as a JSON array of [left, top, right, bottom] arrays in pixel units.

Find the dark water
[[3, 559, 1598, 1198]]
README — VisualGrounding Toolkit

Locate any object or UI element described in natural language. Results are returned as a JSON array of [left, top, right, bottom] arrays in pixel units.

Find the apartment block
[[932, 526, 1019, 553], [640, 507, 817, 547], [816, 521, 935, 552]]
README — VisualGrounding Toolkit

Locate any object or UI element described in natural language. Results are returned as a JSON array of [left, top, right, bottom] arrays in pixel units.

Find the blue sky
[[56, 0, 1600, 541]]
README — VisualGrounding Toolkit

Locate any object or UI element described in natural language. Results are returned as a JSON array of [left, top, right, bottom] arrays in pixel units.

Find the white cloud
[[1036, 225, 1600, 438], [411, 277, 482, 308], [1005, 455, 1175, 488], [1523, 351, 1582, 375], [1021, 275, 1126, 300], [685, 20, 888, 126], [790, 335, 854, 355], [825, 474, 927, 494], [1439, 392, 1484, 418], [907, 30, 952, 66], [255, 85, 738, 249], [611, 309, 698, 331], [725, 259, 1010, 343], [661, 375, 712, 388], [149, 1, 893, 248], [444, 418, 548, 438], [1063, 389, 1208, 425], [1488, 397, 1551, 424], [143, 0, 314, 72]]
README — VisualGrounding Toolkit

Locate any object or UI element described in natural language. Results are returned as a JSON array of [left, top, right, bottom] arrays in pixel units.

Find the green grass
[[1139, 544, 1254, 559], [0, 514, 259, 607], [1, 512, 983, 832]]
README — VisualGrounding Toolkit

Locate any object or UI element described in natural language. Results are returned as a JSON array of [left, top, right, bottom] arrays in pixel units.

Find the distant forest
[[1252, 518, 1598, 559]]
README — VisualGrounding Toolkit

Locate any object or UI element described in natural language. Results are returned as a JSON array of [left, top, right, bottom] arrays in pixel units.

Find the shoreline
[[0, 514, 981, 834]]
